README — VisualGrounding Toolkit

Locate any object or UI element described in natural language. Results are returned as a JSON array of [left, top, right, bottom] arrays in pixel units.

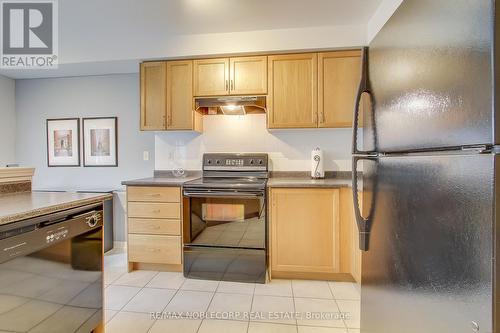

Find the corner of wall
[[366, 0, 404, 43], [0, 75, 16, 166]]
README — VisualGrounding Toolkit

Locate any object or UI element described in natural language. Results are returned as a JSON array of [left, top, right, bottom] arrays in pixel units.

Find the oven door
[[183, 189, 267, 283], [183, 189, 266, 249]]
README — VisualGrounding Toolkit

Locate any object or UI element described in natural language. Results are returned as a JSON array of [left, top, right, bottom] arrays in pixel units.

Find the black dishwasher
[[0, 203, 103, 333]]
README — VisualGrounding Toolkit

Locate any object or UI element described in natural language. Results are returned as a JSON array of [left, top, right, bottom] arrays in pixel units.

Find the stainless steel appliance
[[352, 1, 498, 332], [183, 153, 268, 283], [0, 203, 103, 332]]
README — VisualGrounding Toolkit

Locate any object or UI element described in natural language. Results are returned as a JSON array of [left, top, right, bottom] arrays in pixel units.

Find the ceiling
[[61, 0, 383, 35], [1, 0, 385, 79]]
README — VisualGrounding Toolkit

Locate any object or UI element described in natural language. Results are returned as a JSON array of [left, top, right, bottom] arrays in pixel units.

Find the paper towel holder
[[311, 147, 325, 179]]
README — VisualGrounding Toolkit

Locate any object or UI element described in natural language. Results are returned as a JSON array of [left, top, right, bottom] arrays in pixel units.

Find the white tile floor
[[104, 249, 361, 333]]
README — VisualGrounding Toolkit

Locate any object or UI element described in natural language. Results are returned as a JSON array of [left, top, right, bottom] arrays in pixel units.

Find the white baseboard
[[113, 241, 127, 250]]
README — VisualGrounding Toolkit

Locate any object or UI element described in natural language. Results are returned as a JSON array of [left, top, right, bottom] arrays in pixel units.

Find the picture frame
[[46, 118, 81, 167], [82, 117, 118, 167]]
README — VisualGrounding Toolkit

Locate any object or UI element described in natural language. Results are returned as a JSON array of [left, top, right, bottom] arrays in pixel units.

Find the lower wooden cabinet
[[270, 188, 340, 275], [126, 186, 183, 272], [269, 187, 361, 282], [128, 234, 182, 265]]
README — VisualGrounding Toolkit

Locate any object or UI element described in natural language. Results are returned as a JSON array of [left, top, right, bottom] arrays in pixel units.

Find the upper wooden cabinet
[[318, 50, 362, 128], [140, 62, 166, 130], [166, 60, 202, 131], [230, 56, 267, 95], [140, 50, 362, 131], [194, 56, 267, 96], [267, 53, 318, 129], [193, 58, 229, 97], [140, 61, 201, 132]]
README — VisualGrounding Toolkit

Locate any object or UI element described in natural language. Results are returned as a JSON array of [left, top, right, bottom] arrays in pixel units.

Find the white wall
[[0, 75, 16, 166], [15, 74, 155, 190], [367, 0, 404, 42], [156, 115, 356, 172]]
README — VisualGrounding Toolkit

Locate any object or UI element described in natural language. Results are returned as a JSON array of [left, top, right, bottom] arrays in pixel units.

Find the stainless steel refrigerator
[[351, 1, 498, 332]]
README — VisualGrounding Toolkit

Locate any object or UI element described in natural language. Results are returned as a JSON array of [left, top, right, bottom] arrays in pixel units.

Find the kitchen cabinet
[[318, 50, 362, 128], [269, 187, 362, 282], [339, 187, 362, 284], [194, 56, 267, 96], [140, 62, 166, 130], [193, 58, 230, 96], [267, 53, 318, 128], [167, 60, 202, 131], [230, 56, 267, 95], [126, 186, 183, 271], [140, 61, 202, 132], [270, 188, 340, 276]]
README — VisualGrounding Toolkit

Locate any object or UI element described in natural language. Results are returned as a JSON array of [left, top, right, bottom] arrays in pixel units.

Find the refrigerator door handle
[[352, 155, 377, 251], [352, 47, 375, 156]]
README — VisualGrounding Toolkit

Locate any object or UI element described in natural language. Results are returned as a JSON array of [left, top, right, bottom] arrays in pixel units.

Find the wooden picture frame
[[46, 118, 81, 167], [82, 117, 118, 167]]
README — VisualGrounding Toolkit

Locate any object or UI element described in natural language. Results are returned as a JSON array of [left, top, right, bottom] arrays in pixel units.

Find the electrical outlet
[[143, 151, 150, 161]]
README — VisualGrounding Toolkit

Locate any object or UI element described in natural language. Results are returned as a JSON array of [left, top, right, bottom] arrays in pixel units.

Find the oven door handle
[[183, 191, 264, 198]]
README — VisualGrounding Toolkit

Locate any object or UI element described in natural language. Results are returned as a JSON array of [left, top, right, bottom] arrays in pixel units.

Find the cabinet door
[[193, 58, 229, 96], [140, 62, 166, 130], [166, 60, 201, 131], [339, 187, 362, 284], [229, 56, 267, 95], [318, 51, 361, 128], [270, 188, 340, 274], [267, 53, 318, 128]]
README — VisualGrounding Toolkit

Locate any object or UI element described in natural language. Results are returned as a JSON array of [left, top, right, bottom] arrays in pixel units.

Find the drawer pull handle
[[149, 194, 161, 197]]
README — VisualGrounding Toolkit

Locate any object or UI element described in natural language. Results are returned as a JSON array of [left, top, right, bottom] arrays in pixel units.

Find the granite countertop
[[267, 171, 353, 188], [0, 191, 113, 225], [122, 171, 354, 189], [267, 177, 352, 188], [122, 175, 201, 187]]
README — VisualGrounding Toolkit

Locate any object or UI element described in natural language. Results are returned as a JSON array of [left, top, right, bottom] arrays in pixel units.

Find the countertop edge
[[0, 193, 113, 226], [122, 177, 353, 189]]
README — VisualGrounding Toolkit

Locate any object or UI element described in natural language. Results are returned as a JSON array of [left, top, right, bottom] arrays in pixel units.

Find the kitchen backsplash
[[155, 114, 358, 171]]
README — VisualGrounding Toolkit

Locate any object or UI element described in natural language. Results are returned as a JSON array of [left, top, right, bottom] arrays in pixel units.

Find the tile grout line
[[196, 280, 220, 333], [328, 282, 349, 331], [246, 282, 257, 333], [146, 274, 188, 333], [290, 280, 299, 331], [107, 270, 159, 330]]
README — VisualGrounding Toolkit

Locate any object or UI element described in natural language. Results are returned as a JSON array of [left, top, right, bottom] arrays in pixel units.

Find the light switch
[[143, 151, 150, 161]]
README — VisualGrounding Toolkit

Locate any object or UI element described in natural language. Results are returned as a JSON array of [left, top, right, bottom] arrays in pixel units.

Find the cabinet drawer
[[128, 218, 181, 235], [128, 234, 181, 265], [127, 186, 180, 202], [128, 202, 180, 219]]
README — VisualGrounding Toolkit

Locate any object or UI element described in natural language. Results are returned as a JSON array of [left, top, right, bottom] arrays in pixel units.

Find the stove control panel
[[203, 153, 268, 171]]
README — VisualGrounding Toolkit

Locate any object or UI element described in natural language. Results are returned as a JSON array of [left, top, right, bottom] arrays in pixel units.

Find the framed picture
[[46, 118, 80, 167], [83, 117, 118, 167]]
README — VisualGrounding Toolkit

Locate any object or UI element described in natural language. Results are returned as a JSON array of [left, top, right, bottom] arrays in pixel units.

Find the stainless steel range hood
[[194, 96, 266, 115]]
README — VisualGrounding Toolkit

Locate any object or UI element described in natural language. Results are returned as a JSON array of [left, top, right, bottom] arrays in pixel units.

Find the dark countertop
[[121, 176, 200, 187], [267, 177, 352, 188], [0, 191, 113, 225], [267, 171, 353, 188], [122, 171, 354, 189]]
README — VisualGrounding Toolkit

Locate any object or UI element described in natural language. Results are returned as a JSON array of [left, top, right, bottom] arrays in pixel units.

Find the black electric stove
[[182, 153, 269, 283]]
